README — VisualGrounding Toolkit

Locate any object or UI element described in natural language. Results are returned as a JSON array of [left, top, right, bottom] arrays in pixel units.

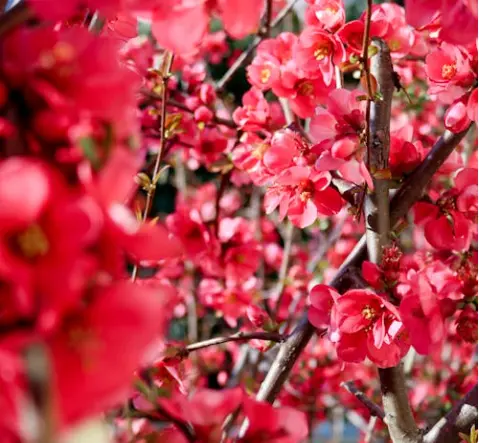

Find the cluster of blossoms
[[0, 0, 475, 442]]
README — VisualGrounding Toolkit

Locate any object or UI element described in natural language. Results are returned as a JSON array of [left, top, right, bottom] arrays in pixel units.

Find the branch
[[215, 0, 299, 91], [424, 385, 478, 443], [0, 2, 32, 37], [254, 123, 472, 405], [378, 365, 421, 443], [184, 331, 285, 353], [341, 381, 385, 420], [364, 37, 421, 443], [131, 52, 174, 281], [365, 37, 394, 262]]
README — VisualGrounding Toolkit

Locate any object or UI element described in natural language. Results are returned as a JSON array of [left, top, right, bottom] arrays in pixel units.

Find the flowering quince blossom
[[0, 0, 476, 441], [309, 285, 409, 368]]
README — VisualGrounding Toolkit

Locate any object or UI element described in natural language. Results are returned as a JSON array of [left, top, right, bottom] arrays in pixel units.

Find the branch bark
[[341, 381, 385, 420], [184, 331, 285, 353], [424, 385, 478, 443], [364, 38, 421, 443]]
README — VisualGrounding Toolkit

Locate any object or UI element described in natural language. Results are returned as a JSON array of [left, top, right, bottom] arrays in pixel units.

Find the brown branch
[[25, 343, 54, 443], [378, 366, 422, 443], [364, 37, 421, 443], [341, 381, 385, 420], [424, 385, 478, 443], [184, 331, 285, 353], [361, 0, 373, 171], [213, 169, 232, 236], [272, 220, 294, 316], [263, 0, 274, 38], [254, 125, 472, 405], [215, 0, 299, 91], [0, 2, 32, 37], [365, 38, 394, 262]]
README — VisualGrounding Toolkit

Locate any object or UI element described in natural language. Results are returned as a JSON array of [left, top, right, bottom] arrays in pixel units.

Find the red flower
[[50, 280, 175, 426], [332, 289, 409, 367], [398, 271, 446, 354], [264, 166, 343, 228], [294, 28, 345, 85], [308, 284, 337, 330], [240, 398, 308, 443], [233, 88, 271, 131], [157, 388, 243, 441]]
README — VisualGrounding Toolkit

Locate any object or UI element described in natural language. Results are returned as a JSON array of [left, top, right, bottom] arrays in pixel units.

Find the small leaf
[[360, 72, 378, 96], [135, 172, 152, 189], [78, 137, 100, 169], [165, 113, 183, 139], [208, 156, 234, 174], [368, 44, 379, 57], [152, 165, 171, 185]]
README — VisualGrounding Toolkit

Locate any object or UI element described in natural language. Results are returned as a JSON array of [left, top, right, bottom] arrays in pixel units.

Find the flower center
[[252, 142, 268, 159], [442, 63, 457, 80], [260, 68, 271, 83], [388, 39, 401, 51], [299, 180, 314, 201], [16, 224, 49, 259], [362, 305, 376, 321], [313, 45, 330, 61], [298, 80, 314, 96]]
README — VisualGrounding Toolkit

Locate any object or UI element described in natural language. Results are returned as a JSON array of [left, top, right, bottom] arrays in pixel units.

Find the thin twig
[[213, 170, 232, 237], [0, 2, 32, 37], [365, 416, 378, 443], [131, 52, 174, 281], [272, 220, 294, 316], [342, 381, 385, 420], [361, 0, 374, 171], [215, 0, 299, 91], [184, 331, 285, 353], [25, 344, 54, 443], [263, 0, 274, 37]]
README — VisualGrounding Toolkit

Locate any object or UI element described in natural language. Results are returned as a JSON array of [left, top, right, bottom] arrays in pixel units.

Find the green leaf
[[78, 137, 100, 169]]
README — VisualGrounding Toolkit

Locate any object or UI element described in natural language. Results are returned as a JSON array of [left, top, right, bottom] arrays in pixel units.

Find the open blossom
[[233, 87, 271, 131], [309, 285, 409, 367], [310, 88, 372, 187], [294, 27, 346, 85], [413, 167, 478, 252], [397, 269, 448, 355], [304, 0, 346, 32], [264, 166, 344, 228], [338, 3, 415, 57]]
